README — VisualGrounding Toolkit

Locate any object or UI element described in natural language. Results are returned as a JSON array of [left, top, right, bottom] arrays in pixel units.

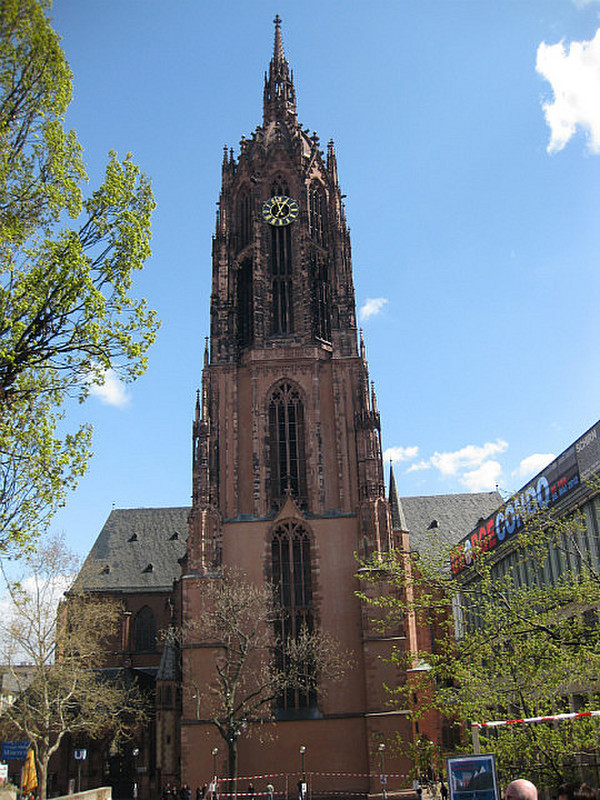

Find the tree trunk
[[227, 738, 238, 786], [38, 755, 49, 800]]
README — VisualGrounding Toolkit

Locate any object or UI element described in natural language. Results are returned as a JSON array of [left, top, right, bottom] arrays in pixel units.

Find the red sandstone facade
[[176, 16, 414, 797], [67, 20, 506, 800]]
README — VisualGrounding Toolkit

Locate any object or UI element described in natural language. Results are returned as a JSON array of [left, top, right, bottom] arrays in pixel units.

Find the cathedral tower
[[180, 18, 410, 791]]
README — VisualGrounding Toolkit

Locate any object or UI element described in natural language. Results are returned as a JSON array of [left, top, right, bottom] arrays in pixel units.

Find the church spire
[[263, 15, 297, 125], [273, 13, 284, 63]]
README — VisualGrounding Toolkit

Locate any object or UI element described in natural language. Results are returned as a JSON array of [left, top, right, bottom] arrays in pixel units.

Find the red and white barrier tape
[[473, 710, 600, 728]]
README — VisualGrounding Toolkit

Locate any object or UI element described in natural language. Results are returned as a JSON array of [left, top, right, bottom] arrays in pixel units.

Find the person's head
[[506, 780, 538, 800]]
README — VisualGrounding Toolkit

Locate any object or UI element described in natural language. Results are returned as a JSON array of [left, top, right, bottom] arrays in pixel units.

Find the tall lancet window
[[309, 250, 331, 342], [271, 521, 317, 712], [270, 178, 293, 335], [308, 182, 327, 247], [268, 381, 307, 507], [237, 257, 253, 348], [238, 190, 252, 251]]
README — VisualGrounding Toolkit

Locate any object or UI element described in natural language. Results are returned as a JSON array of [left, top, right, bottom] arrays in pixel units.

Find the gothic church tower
[[181, 18, 410, 790]]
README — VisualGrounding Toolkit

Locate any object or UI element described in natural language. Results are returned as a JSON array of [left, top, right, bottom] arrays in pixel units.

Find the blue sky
[[47, 0, 600, 557]]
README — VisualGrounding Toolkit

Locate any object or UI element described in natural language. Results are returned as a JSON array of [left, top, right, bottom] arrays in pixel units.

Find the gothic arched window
[[271, 225, 293, 335], [237, 257, 253, 348], [238, 190, 252, 251], [271, 521, 316, 711], [309, 250, 331, 342], [308, 182, 327, 247], [268, 381, 307, 506], [133, 606, 156, 653], [271, 177, 289, 196]]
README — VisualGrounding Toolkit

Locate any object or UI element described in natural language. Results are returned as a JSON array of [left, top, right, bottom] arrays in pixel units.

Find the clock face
[[262, 195, 299, 226]]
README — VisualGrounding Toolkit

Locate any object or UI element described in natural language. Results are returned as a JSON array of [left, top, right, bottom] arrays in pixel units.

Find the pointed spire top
[[263, 16, 297, 125], [273, 14, 284, 63], [388, 463, 408, 533]]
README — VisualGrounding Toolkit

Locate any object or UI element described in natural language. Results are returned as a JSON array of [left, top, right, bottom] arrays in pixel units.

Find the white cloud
[[513, 452, 555, 481], [89, 369, 130, 407], [383, 445, 419, 463], [536, 28, 600, 153], [460, 460, 503, 492], [430, 439, 509, 476], [406, 460, 431, 473], [359, 297, 388, 322]]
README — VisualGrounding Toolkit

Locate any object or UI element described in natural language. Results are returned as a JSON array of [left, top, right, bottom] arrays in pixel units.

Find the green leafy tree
[[0, 535, 147, 800], [0, 0, 158, 552], [359, 504, 600, 792]]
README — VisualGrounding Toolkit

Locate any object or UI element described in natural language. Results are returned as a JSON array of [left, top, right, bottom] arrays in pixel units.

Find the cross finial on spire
[[263, 15, 297, 124], [273, 14, 284, 62]]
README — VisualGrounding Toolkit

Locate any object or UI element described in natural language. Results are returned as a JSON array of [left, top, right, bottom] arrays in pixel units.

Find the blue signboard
[[1, 741, 29, 760]]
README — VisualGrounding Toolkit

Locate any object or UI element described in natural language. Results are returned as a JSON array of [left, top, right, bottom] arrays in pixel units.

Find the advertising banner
[[451, 420, 600, 575], [446, 754, 498, 800]]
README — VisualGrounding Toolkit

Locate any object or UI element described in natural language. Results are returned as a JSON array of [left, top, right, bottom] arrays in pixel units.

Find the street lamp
[[378, 743, 386, 800], [299, 746, 306, 800], [212, 747, 218, 778], [132, 748, 139, 800]]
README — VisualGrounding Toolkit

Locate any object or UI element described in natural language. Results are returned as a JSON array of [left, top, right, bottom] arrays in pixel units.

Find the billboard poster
[[446, 754, 498, 800], [451, 420, 600, 575]]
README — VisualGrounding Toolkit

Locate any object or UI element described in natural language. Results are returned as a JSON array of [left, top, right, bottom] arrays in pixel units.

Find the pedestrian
[[440, 779, 448, 800], [248, 783, 255, 800], [505, 780, 538, 800], [181, 784, 192, 800], [266, 783, 274, 800], [574, 786, 598, 800]]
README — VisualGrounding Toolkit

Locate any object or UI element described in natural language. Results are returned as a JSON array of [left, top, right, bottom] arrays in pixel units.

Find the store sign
[[451, 420, 600, 575], [1, 741, 29, 761]]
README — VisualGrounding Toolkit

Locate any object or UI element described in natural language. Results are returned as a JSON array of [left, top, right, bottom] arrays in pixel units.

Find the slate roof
[[76, 507, 190, 593], [394, 490, 503, 553]]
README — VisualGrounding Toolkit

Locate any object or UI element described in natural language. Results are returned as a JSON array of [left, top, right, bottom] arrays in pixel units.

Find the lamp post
[[212, 747, 218, 778], [299, 746, 306, 800], [132, 747, 139, 800], [378, 743, 386, 800]]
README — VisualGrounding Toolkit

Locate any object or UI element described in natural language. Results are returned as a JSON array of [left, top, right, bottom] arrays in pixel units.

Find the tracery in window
[[271, 177, 289, 196], [309, 250, 331, 342], [133, 606, 156, 653], [271, 225, 293, 335], [271, 521, 316, 711], [308, 182, 327, 247], [238, 190, 252, 251], [237, 257, 253, 348], [268, 381, 306, 506]]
